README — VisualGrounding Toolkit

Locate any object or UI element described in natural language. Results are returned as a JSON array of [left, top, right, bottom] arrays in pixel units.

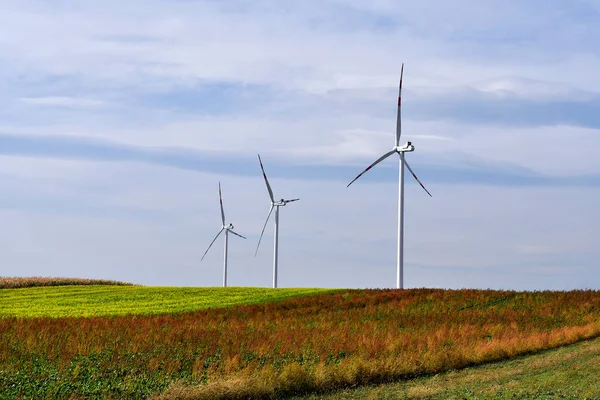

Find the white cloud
[[472, 77, 595, 102], [1, 1, 599, 290], [1, 0, 599, 91], [20, 96, 106, 108]]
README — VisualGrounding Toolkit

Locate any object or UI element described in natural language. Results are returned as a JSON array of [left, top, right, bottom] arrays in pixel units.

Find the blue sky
[[1, 0, 599, 289]]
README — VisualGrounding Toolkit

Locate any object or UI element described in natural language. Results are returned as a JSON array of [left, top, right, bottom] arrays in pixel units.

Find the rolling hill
[[1, 284, 600, 399]]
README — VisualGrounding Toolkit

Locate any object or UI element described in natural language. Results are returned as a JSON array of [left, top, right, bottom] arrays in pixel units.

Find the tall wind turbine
[[347, 64, 432, 289], [255, 154, 299, 288], [201, 182, 246, 287]]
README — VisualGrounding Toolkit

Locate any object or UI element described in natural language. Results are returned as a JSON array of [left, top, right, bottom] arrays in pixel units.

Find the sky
[[1, 0, 599, 290]]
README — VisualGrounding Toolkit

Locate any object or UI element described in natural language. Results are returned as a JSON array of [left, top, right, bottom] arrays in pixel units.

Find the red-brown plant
[[0, 276, 134, 289]]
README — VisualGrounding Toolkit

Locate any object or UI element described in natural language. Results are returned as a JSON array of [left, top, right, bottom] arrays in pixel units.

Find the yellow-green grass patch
[[0, 286, 335, 318]]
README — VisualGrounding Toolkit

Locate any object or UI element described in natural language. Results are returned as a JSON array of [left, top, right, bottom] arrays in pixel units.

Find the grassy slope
[[3, 288, 600, 399], [298, 336, 600, 400], [0, 286, 334, 317]]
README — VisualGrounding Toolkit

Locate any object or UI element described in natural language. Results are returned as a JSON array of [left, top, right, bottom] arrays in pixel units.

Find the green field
[[3, 286, 600, 399], [0, 286, 334, 318], [298, 335, 600, 399]]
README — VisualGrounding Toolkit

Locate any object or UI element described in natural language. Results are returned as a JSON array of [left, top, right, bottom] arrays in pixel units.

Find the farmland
[[2, 288, 600, 399], [0, 285, 332, 318]]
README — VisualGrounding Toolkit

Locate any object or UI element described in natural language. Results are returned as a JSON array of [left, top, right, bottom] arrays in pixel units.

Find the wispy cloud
[[20, 96, 106, 108], [1, 132, 599, 188]]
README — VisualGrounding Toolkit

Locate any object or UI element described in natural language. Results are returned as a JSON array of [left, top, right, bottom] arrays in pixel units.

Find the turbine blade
[[283, 198, 300, 204], [403, 158, 432, 197], [229, 230, 247, 239], [258, 154, 275, 203], [201, 228, 224, 261], [347, 150, 396, 188], [255, 205, 274, 256], [218, 181, 225, 225], [396, 63, 404, 147]]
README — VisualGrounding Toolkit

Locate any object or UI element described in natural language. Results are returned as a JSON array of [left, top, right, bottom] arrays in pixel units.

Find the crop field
[[0, 276, 134, 289], [2, 288, 600, 399], [0, 286, 332, 318]]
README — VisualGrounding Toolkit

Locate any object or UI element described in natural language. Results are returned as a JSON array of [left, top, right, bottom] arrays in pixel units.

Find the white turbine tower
[[255, 154, 300, 288], [347, 64, 432, 289], [201, 182, 246, 287]]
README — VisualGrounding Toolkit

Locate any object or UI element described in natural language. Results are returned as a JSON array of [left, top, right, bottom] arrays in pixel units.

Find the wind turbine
[[255, 154, 299, 288], [347, 64, 432, 289], [201, 182, 246, 287]]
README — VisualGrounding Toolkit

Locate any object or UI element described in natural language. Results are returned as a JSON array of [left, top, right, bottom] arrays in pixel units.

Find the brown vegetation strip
[[302, 334, 600, 399], [0, 276, 135, 289]]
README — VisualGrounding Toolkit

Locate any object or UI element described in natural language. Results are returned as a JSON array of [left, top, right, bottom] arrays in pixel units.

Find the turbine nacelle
[[272, 199, 290, 206], [224, 223, 235, 230], [394, 141, 414, 153]]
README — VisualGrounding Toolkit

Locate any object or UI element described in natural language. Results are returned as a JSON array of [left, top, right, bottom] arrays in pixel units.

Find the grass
[[2, 288, 600, 399], [0, 276, 134, 289], [297, 335, 600, 399], [0, 286, 334, 318]]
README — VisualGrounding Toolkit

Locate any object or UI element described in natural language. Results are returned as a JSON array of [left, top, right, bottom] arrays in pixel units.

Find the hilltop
[[0, 276, 135, 289]]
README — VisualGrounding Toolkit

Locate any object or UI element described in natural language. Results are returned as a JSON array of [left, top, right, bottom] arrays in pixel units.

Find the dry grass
[[156, 325, 600, 400], [302, 334, 600, 399], [0, 276, 135, 289], [150, 289, 600, 400]]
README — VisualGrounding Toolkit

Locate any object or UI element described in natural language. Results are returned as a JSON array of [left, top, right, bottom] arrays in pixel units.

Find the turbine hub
[[395, 141, 415, 153]]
